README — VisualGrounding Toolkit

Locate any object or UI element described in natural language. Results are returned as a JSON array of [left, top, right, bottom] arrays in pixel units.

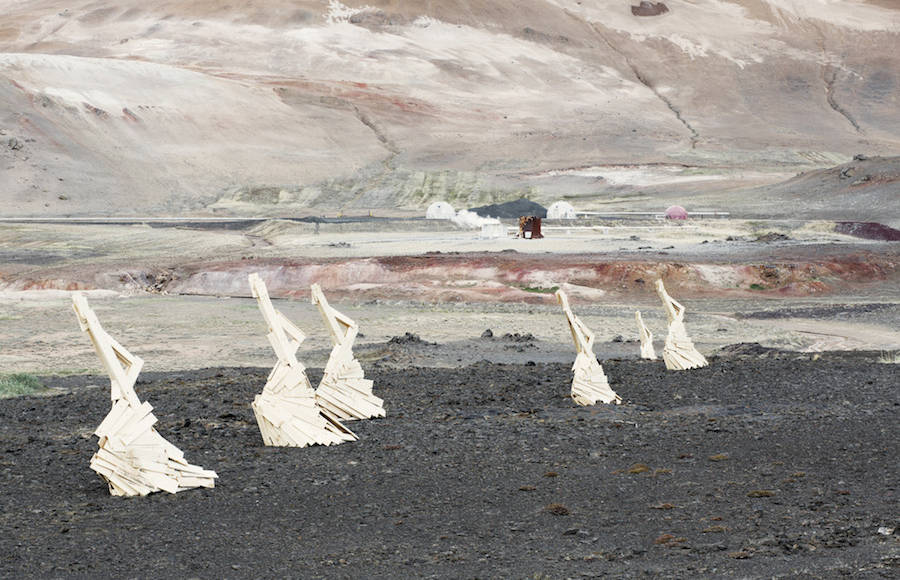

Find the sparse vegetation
[[0, 373, 44, 398], [520, 285, 559, 294]]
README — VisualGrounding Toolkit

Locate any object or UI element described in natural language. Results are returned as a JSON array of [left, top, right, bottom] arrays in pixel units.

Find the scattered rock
[[388, 332, 435, 345], [650, 502, 677, 510], [501, 332, 534, 343], [544, 503, 570, 516], [755, 232, 791, 243], [716, 343, 776, 357], [7, 137, 23, 151], [83, 103, 109, 118], [708, 454, 729, 462], [835, 221, 900, 241], [747, 490, 776, 498], [632, 2, 669, 17], [480, 329, 493, 339]]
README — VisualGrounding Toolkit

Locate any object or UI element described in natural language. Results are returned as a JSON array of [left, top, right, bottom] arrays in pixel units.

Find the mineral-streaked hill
[[1, 1, 898, 216]]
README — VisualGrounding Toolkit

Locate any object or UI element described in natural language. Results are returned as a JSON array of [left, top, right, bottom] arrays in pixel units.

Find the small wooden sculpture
[[655, 279, 709, 370], [556, 290, 622, 405], [635, 310, 657, 360], [72, 293, 217, 496], [311, 284, 385, 421], [249, 274, 357, 447]]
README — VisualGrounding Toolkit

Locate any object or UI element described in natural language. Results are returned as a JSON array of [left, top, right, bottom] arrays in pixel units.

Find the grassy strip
[[0, 373, 45, 398], [521, 285, 559, 294]]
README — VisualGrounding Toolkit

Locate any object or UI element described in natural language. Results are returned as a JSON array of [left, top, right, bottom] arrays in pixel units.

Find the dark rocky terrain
[[1, 349, 897, 578]]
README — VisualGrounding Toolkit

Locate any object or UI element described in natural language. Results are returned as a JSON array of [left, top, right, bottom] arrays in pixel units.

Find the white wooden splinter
[[635, 310, 657, 360], [311, 284, 385, 421], [556, 290, 622, 405], [248, 274, 356, 447], [72, 293, 217, 497], [655, 279, 709, 370]]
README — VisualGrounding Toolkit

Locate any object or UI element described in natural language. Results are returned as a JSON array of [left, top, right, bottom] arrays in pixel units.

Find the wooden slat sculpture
[[248, 273, 357, 447], [635, 310, 657, 360], [556, 290, 622, 405], [655, 279, 709, 370], [311, 284, 385, 421], [72, 293, 217, 497]]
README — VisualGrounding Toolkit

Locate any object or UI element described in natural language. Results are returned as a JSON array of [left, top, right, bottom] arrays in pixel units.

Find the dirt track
[[1, 349, 897, 578]]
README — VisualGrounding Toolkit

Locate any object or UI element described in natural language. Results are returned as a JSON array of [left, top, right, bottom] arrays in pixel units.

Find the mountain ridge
[[1, 1, 898, 216]]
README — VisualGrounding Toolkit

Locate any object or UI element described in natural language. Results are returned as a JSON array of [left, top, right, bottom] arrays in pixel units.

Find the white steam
[[451, 209, 500, 229]]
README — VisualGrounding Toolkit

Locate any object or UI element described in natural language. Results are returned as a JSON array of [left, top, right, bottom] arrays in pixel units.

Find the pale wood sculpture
[[248, 273, 357, 446], [655, 279, 709, 370], [311, 284, 385, 421], [555, 290, 622, 405], [72, 293, 217, 497], [635, 310, 657, 360]]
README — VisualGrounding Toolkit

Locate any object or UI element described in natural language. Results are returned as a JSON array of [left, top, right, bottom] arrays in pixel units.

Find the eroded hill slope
[[1, 1, 898, 216]]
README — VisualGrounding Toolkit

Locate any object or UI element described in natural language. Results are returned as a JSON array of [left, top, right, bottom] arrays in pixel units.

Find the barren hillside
[[1, 1, 898, 216]]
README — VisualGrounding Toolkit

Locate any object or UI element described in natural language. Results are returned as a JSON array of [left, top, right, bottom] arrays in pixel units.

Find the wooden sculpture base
[[655, 279, 708, 371], [92, 400, 217, 496], [662, 324, 709, 370], [249, 274, 357, 447], [635, 310, 657, 360], [556, 290, 622, 405], [312, 283, 385, 421], [252, 364, 357, 447], [73, 293, 216, 496], [571, 352, 621, 405]]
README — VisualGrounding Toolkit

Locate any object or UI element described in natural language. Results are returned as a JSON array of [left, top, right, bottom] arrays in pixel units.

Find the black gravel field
[[1, 351, 897, 578]]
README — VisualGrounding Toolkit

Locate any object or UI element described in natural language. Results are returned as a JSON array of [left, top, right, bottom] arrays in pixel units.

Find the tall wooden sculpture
[[311, 284, 385, 420], [635, 310, 657, 360], [556, 290, 622, 405], [655, 279, 708, 370], [72, 293, 217, 496], [248, 274, 357, 447]]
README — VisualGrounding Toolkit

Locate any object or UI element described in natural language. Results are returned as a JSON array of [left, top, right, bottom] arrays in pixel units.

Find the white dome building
[[426, 201, 455, 220], [547, 201, 577, 220]]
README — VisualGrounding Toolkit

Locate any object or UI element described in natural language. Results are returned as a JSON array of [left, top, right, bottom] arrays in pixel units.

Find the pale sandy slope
[[0, 1, 898, 216]]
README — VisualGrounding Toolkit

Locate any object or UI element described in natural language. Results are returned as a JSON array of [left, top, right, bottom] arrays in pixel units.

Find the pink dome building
[[664, 205, 688, 220]]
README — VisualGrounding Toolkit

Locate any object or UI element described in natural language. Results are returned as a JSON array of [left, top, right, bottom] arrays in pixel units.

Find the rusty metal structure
[[517, 216, 543, 239]]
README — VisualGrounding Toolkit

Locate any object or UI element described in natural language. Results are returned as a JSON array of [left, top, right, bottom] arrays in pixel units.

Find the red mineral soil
[[5, 251, 897, 303]]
